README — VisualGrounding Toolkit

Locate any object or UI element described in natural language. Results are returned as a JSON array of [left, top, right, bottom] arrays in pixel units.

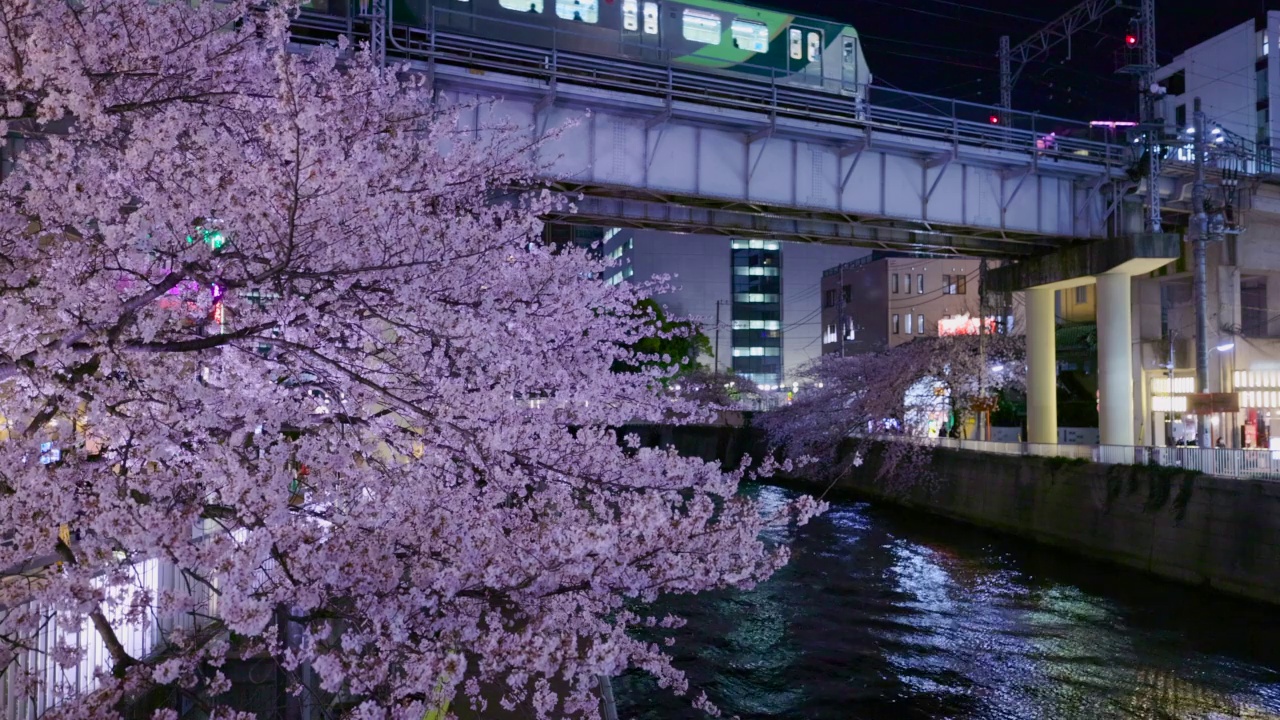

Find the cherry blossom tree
[[758, 335, 1025, 486], [0, 2, 822, 717]]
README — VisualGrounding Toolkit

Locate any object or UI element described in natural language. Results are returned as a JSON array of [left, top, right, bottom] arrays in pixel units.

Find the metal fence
[[909, 436, 1280, 480]]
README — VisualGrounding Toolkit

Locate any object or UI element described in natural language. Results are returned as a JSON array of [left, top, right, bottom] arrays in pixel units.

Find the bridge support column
[[1096, 272, 1135, 447], [1026, 286, 1058, 445]]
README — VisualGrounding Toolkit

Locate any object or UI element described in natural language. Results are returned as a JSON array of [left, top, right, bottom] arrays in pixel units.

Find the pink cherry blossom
[[759, 335, 1025, 487], [0, 2, 823, 717]]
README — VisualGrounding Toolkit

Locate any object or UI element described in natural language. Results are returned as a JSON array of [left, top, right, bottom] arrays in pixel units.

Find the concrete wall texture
[[617, 424, 1280, 606], [840, 444, 1280, 606]]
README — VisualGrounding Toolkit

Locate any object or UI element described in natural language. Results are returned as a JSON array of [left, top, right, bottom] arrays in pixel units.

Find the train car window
[[499, 0, 544, 12], [623, 0, 638, 30], [682, 9, 721, 44], [843, 39, 855, 64], [643, 1, 659, 34], [730, 19, 768, 53], [807, 31, 821, 62], [789, 28, 802, 60], [555, 0, 597, 22]]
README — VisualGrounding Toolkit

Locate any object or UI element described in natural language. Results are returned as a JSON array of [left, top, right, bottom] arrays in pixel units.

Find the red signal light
[[989, 115, 999, 124], [1125, 33, 1138, 46]]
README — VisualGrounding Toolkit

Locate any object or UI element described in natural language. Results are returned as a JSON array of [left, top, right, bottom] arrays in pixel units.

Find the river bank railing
[[904, 436, 1280, 480]]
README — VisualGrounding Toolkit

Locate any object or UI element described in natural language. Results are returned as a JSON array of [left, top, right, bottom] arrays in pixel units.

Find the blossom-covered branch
[[758, 335, 1025, 486], [0, 2, 824, 717]]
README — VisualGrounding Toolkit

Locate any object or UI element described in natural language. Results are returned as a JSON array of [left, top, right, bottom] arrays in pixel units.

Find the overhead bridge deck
[[292, 8, 1135, 256]]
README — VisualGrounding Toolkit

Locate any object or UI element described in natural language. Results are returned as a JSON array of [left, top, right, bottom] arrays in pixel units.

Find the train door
[[621, 0, 662, 63], [840, 31, 866, 94], [785, 23, 823, 86]]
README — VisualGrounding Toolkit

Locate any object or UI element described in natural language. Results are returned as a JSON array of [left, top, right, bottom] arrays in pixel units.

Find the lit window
[[643, 1, 658, 34], [892, 314, 900, 334], [622, 0, 638, 30], [732, 346, 781, 357], [555, 0, 597, 23], [942, 275, 952, 294], [905, 313, 913, 334], [499, 0, 543, 11], [807, 31, 821, 62], [731, 319, 781, 330], [918, 315, 925, 334], [731, 19, 768, 53], [917, 274, 924, 294], [730, 239, 780, 250], [682, 9, 721, 44], [823, 324, 837, 344], [789, 28, 802, 60], [843, 319, 855, 340]]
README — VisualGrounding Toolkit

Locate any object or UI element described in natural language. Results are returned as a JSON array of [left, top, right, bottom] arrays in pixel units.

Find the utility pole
[[977, 259, 988, 441], [1138, 0, 1161, 232], [1192, 97, 1212, 448], [998, 36, 1012, 125], [998, 0, 1122, 119], [713, 300, 723, 375], [1168, 329, 1176, 445], [362, 0, 388, 67]]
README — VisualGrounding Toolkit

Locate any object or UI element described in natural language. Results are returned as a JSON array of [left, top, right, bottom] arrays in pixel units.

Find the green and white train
[[305, 0, 872, 97]]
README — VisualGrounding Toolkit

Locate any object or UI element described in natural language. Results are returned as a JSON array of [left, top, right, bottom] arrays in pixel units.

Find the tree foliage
[[0, 2, 822, 717], [610, 299, 712, 376], [757, 335, 1025, 484]]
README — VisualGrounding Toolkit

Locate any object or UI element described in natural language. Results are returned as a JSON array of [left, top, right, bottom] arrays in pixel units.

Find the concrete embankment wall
[[621, 423, 1280, 606], [832, 443, 1280, 606]]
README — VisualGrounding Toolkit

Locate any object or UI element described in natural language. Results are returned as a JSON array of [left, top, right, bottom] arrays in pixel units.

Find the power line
[[852, 0, 1026, 28], [914, 0, 1049, 23]]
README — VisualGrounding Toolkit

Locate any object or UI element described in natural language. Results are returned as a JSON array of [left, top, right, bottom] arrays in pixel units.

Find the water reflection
[[615, 485, 1280, 719]]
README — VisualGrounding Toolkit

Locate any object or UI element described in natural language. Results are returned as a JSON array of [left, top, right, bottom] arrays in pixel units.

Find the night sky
[[772, 0, 1280, 121]]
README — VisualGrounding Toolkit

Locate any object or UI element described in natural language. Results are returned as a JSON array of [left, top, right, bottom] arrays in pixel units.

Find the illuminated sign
[[937, 314, 996, 337]]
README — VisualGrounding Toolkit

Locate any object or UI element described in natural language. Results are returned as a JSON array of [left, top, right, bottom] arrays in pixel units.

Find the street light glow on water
[[616, 485, 1280, 719]]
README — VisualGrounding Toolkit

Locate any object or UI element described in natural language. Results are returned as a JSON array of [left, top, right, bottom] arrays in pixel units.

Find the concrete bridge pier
[[1096, 271, 1135, 446], [989, 233, 1182, 447], [1026, 286, 1058, 444]]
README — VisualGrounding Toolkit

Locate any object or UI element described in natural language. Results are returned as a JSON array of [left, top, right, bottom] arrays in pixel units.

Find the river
[[613, 484, 1280, 719]]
